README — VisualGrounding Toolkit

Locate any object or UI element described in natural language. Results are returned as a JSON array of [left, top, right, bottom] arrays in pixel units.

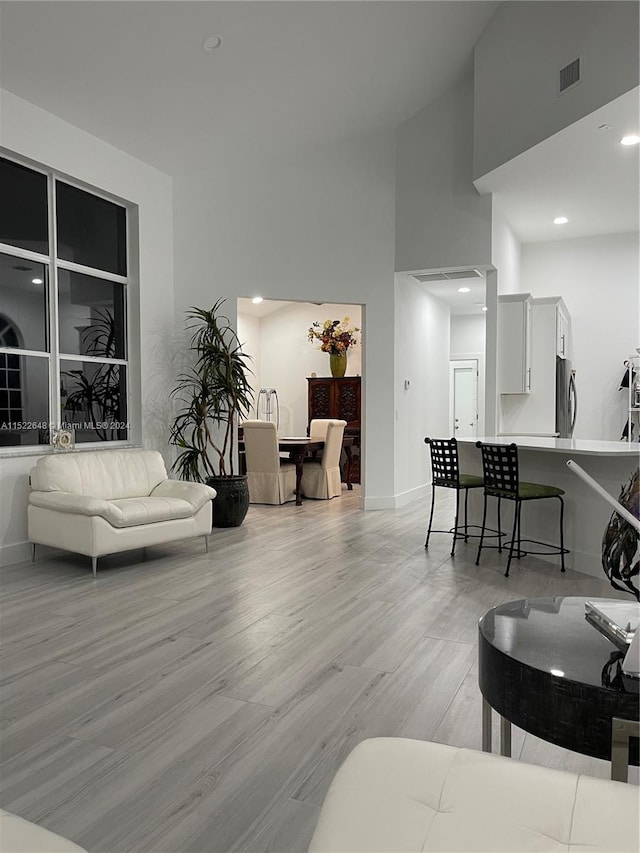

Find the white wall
[[0, 91, 174, 566], [239, 302, 362, 437], [520, 232, 639, 440], [492, 197, 522, 296], [237, 312, 261, 411], [173, 133, 397, 507], [451, 314, 486, 355], [395, 70, 492, 274], [474, 1, 640, 178], [394, 275, 450, 502]]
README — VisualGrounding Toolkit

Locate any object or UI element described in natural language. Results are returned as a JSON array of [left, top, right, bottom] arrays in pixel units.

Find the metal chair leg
[[517, 501, 523, 559], [425, 484, 436, 549], [475, 493, 488, 565], [497, 497, 502, 553], [451, 488, 461, 556], [559, 496, 566, 572], [505, 502, 520, 578], [464, 487, 470, 542]]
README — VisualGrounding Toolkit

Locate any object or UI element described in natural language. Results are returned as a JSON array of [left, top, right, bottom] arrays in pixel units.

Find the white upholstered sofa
[[28, 450, 215, 577], [308, 738, 640, 852]]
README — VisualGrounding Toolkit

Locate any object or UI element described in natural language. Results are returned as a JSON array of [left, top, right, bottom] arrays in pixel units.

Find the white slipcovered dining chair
[[309, 418, 331, 440], [242, 420, 297, 505], [301, 419, 346, 500]]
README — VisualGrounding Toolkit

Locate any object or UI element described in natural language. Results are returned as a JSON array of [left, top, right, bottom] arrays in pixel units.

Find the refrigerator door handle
[[569, 373, 578, 437]]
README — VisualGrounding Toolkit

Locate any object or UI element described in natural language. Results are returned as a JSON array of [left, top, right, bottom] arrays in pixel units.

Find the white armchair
[[308, 738, 640, 852], [28, 450, 215, 577], [242, 420, 297, 505], [301, 419, 346, 499]]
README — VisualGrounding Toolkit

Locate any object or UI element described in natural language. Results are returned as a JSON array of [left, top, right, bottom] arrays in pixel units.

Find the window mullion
[[57, 258, 128, 286], [49, 174, 60, 433]]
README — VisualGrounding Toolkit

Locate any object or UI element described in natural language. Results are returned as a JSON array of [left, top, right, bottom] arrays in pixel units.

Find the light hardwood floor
[[1, 487, 636, 852]]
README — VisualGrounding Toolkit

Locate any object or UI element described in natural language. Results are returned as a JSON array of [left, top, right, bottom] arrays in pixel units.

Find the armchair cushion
[[28, 475, 215, 528], [0, 809, 88, 852], [308, 738, 640, 853], [30, 450, 168, 499]]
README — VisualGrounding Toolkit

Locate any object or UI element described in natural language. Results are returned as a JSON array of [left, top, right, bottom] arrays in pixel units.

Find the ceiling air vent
[[414, 269, 482, 283], [559, 58, 580, 93]]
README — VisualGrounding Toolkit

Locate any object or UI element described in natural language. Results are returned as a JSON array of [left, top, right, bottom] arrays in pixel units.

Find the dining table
[[239, 434, 355, 506]]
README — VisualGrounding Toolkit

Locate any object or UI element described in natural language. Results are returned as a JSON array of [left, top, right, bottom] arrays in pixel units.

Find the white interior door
[[450, 359, 478, 438]]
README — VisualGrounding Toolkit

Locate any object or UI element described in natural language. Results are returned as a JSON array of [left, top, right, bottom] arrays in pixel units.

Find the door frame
[[449, 354, 483, 437]]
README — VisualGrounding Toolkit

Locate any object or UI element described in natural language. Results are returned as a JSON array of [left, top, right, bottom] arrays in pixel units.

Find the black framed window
[[0, 154, 131, 448]]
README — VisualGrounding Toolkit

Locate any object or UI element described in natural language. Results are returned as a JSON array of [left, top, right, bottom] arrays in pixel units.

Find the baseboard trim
[[0, 541, 59, 567], [363, 484, 429, 511]]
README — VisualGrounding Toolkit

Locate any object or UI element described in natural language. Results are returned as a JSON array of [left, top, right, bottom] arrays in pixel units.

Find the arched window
[[0, 316, 22, 427]]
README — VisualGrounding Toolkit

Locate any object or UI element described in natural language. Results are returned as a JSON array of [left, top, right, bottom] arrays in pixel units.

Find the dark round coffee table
[[478, 596, 639, 780]]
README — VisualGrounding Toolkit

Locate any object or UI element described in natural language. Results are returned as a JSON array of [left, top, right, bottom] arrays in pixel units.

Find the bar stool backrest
[[425, 437, 460, 488], [477, 442, 520, 498]]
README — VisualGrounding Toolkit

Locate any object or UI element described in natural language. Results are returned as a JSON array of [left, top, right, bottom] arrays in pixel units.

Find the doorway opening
[[236, 297, 364, 489], [449, 358, 479, 438]]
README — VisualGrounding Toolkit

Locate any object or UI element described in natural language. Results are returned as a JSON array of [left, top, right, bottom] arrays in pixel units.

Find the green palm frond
[[168, 299, 254, 480]]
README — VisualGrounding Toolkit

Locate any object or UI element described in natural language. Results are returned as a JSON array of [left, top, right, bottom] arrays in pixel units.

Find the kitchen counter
[[459, 436, 640, 457], [456, 437, 639, 580]]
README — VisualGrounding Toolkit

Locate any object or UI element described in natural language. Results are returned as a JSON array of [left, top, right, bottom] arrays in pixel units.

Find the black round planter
[[206, 475, 250, 528]]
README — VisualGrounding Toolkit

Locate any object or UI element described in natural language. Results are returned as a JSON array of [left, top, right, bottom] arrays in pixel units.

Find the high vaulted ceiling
[[0, 0, 499, 176], [475, 87, 640, 243]]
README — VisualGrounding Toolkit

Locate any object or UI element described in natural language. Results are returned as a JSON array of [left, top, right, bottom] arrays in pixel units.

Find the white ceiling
[[474, 87, 640, 244], [0, 0, 499, 176], [237, 297, 293, 318], [1, 3, 636, 245], [414, 276, 486, 316]]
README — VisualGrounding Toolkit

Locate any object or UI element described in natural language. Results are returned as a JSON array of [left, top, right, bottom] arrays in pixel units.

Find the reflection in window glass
[[0, 253, 49, 352], [60, 360, 128, 443], [0, 354, 50, 447], [0, 158, 48, 255], [58, 270, 126, 358], [56, 182, 127, 276]]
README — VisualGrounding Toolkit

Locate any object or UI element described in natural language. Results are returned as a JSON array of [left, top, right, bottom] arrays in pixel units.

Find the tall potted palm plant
[[169, 300, 254, 527]]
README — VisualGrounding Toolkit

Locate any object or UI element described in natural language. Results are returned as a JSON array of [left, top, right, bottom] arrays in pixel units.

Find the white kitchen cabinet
[[499, 296, 573, 437], [498, 293, 532, 394]]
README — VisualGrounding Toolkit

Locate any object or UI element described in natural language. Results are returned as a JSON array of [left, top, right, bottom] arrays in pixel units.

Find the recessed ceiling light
[[202, 35, 223, 52], [482, 306, 488, 312], [620, 134, 640, 146], [31, 278, 43, 284], [553, 216, 569, 225], [252, 296, 263, 304], [458, 286, 471, 293]]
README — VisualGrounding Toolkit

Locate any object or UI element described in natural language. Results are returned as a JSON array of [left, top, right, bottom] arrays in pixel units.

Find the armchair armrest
[[150, 478, 216, 511], [29, 490, 112, 517]]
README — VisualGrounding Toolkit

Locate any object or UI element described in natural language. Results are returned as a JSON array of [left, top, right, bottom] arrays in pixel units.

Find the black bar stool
[[424, 437, 484, 556], [475, 441, 568, 577]]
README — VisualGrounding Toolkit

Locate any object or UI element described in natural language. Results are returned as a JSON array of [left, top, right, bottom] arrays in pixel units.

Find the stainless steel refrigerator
[[555, 357, 577, 438]]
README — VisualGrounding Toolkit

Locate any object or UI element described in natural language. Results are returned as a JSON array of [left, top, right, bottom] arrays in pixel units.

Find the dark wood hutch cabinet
[[307, 376, 361, 483]]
